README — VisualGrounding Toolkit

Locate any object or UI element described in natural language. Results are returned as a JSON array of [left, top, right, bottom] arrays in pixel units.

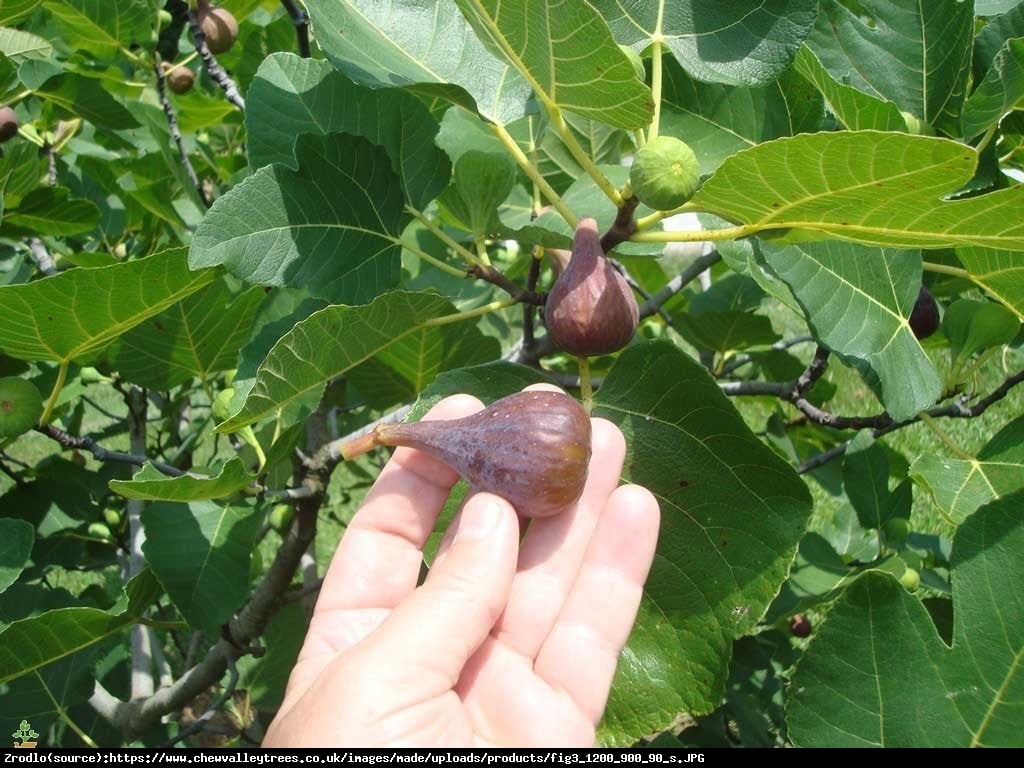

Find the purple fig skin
[[544, 217, 639, 356], [343, 391, 591, 518], [0, 106, 18, 143], [909, 285, 940, 340]]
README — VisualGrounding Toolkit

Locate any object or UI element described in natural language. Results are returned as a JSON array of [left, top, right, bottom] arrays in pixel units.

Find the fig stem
[[339, 430, 380, 461], [406, 206, 482, 267], [578, 356, 593, 416], [39, 359, 69, 426], [421, 298, 518, 327], [922, 261, 969, 279], [489, 122, 578, 227], [631, 222, 761, 243], [649, 37, 664, 142], [474, 237, 492, 267], [396, 238, 466, 277], [548, 110, 623, 207]]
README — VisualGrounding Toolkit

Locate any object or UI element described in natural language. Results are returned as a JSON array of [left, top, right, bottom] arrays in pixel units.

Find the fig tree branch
[[638, 251, 722, 319], [162, 657, 238, 747], [187, 10, 245, 111], [797, 368, 1024, 474], [26, 238, 57, 276], [153, 52, 210, 209], [36, 424, 186, 477], [126, 387, 155, 701], [466, 264, 546, 305], [522, 247, 543, 356], [94, 479, 322, 739], [280, 0, 311, 58], [600, 194, 639, 253], [157, 1, 190, 62]]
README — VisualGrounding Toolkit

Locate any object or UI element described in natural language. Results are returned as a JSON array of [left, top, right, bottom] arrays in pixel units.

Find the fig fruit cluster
[[0, 106, 18, 143], [341, 390, 591, 518], [197, 0, 238, 54], [544, 218, 639, 356], [629, 135, 700, 211]]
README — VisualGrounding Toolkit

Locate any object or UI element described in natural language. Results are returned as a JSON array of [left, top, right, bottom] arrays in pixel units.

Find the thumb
[[363, 492, 519, 685]]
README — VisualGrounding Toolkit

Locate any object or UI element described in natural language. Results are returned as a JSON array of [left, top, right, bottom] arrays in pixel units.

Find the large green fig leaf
[[217, 291, 498, 433], [111, 281, 264, 390], [962, 38, 1024, 141], [593, 0, 817, 87], [787, 493, 1024, 747], [0, 647, 98, 743], [760, 240, 940, 420], [0, 248, 218, 364], [660, 55, 823, 175], [0, 2, 42, 26], [593, 341, 813, 745], [0, 570, 160, 685], [452, 0, 652, 129], [910, 415, 1024, 523], [692, 132, 1024, 250], [110, 459, 253, 503], [302, 0, 532, 125], [141, 501, 262, 633], [43, 0, 150, 60], [246, 54, 450, 209], [189, 133, 407, 304], [35, 73, 139, 130], [0, 518, 33, 593], [957, 246, 1024, 319], [807, 0, 973, 132], [1, 187, 100, 236], [0, 26, 51, 62], [792, 46, 906, 132]]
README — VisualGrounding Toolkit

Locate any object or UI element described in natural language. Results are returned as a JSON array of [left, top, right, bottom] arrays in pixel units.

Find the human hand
[[263, 385, 660, 747]]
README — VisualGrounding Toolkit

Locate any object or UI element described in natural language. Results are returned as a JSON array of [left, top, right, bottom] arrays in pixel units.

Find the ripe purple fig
[[341, 390, 591, 518], [0, 106, 18, 143], [544, 218, 639, 356], [790, 614, 812, 638], [909, 285, 940, 340], [197, 1, 238, 55]]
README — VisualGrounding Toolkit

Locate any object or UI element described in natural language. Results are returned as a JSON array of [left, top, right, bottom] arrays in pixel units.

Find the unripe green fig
[[900, 567, 920, 592], [909, 285, 940, 340], [0, 377, 43, 438], [544, 218, 639, 356], [341, 390, 591, 518], [88, 522, 112, 540], [103, 508, 123, 529], [158, 9, 173, 27], [0, 106, 19, 143], [883, 517, 910, 547], [269, 503, 293, 532], [197, 2, 239, 55], [113, 243, 128, 259], [630, 135, 700, 211], [212, 388, 236, 422], [164, 63, 195, 94]]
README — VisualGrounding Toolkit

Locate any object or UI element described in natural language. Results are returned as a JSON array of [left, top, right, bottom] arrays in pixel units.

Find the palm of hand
[[264, 387, 659, 748]]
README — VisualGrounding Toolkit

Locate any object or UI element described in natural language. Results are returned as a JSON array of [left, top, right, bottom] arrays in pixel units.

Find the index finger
[[313, 393, 484, 620]]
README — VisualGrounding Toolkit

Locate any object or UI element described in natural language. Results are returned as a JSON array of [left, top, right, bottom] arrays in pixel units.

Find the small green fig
[[630, 135, 700, 211], [544, 218, 639, 356], [0, 106, 18, 143], [197, 1, 239, 55], [909, 285, 940, 340], [158, 9, 174, 27], [900, 567, 921, 592], [269, 503, 293, 532], [883, 517, 910, 548], [103, 508, 123, 529], [341, 390, 591, 518], [0, 377, 43, 438], [88, 522, 112, 541]]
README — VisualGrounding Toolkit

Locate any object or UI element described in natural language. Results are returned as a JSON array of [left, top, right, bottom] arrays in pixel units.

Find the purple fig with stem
[[341, 390, 591, 518], [544, 218, 639, 356]]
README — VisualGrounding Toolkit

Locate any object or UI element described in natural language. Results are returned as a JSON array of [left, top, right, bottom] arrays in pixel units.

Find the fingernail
[[457, 496, 502, 541]]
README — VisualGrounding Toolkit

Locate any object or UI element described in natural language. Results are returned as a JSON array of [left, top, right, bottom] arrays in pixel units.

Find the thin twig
[[0, 458, 25, 487], [162, 658, 238, 747], [188, 10, 245, 111], [719, 335, 816, 377], [638, 251, 722, 319], [36, 425, 185, 477], [280, 0, 311, 58], [466, 263, 546, 305], [43, 142, 57, 185], [522, 246, 543, 356], [26, 238, 57, 276], [307, 404, 412, 472], [126, 388, 154, 701], [797, 369, 1024, 473], [82, 395, 123, 422], [153, 51, 210, 208]]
